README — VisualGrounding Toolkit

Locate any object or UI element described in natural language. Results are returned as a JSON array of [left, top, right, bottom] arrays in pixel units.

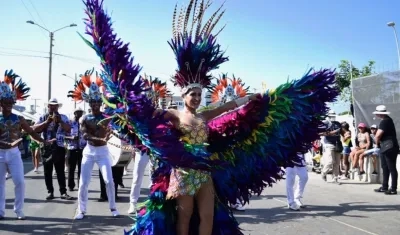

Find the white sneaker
[[111, 210, 120, 217], [288, 202, 300, 211], [123, 169, 128, 176], [74, 212, 85, 220], [5, 173, 11, 179], [33, 168, 38, 172], [16, 211, 25, 220], [295, 199, 305, 208], [128, 203, 136, 214], [340, 175, 348, 180], [235, 203, 246, 211]]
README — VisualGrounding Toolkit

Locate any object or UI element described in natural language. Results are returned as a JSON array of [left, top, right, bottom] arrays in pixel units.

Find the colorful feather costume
[[78, 0, 340, 234], [0, 70, 30, 101], [67, 68, 104, 103]]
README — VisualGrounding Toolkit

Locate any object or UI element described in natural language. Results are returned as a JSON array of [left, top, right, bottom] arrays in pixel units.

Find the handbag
[[380, 139, 394, 154]]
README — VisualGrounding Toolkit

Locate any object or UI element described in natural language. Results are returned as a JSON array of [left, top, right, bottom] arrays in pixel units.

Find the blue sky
[[1, 0, 399, 115]]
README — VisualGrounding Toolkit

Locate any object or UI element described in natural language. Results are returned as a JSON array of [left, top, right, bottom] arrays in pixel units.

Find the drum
[[107, 135, 133, 167]]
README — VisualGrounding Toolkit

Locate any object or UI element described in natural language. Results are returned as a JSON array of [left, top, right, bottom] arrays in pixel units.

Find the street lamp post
[[62, 73, 78, 109], [387, 22, 400, 70], [27, 20, 77, 101]]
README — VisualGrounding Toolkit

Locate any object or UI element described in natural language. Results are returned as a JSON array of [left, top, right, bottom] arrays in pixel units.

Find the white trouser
[[286, 158, 309, 205], [0, 147, 24, 216], [78, 144, 116, 213], [130, 151, 152, 203]]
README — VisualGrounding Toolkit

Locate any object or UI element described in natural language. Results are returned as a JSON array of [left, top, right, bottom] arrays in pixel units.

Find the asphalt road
[[1, 159, 399, 235]]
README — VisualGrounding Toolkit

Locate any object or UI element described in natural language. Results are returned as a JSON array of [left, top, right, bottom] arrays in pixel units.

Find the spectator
[[349, 123, 370, 175], [340, 122, 352, 179], [320, 118, 342, 184], [373, 105, 398, 195], [360, 124, 379, 175]]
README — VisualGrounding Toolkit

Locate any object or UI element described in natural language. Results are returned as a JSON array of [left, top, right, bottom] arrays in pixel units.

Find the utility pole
[[74, 73, 77, 109], [31, 98, 41, 113], [48, 32, 54, 101]]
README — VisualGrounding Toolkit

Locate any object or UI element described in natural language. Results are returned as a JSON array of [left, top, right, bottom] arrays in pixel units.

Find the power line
[[28, 0, 48, 29], [20, 0, 47, 39]]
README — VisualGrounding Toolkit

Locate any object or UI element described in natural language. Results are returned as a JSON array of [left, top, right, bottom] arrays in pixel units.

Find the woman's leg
[[34, 149, 40, 170], [196, 180, 214, 235], [349, 150, 357, 168], [371, 155, 378, 173], [342, 154, 350, 177], [176, 195, 194, 235], [356, 149, 366, 172]]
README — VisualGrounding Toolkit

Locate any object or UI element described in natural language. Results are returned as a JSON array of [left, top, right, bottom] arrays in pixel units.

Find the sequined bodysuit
[[167, 120, 211, 198]]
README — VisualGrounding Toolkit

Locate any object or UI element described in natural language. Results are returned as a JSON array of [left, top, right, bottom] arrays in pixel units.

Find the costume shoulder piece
[[169, 0, 228, 94], [0, 70, 30, 101], [209, 73, 249, 104], [67, 68, 104, 103]]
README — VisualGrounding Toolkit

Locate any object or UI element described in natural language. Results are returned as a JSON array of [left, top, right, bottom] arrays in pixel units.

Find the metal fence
[[352, 70, 400, 146]]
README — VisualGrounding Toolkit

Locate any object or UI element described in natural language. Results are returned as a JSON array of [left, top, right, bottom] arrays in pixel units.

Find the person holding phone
[[32, 98, 72, 200]]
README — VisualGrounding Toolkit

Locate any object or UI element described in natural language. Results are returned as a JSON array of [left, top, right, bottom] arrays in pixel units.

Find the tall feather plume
[[169, 0, 229, 90], [81, 0, 220, 172]]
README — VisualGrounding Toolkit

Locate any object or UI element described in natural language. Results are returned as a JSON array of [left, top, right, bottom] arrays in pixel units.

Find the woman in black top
[[373, 105, 398, 195]]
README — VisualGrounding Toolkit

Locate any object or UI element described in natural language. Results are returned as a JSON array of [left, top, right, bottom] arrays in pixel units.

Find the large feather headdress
[[169, 0, 229, 94], [67, 69, 104, 103], [140, 74, 171, 105], [209, 73, 249, 104], [0, 70, 30, 101]]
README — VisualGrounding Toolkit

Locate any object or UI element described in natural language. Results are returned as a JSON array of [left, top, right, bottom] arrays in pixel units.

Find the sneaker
[[5, 173, 11, 179], [61, 193, 74, 200], [111, 209, 120, 217], [74, 212, 85, 220], [295, 199, 305, 208], [123, 169, 128, 176], [33, 168, 38, 173], [372, 171, 378, 175], [128, 203, 136, 214], [329, 177, 341, 184], [384, 189, 397, 195], [288, 202, 300, 211], [235, 203, 246, 211], [374, 187, 387, 193], [64, 167, 68, 172], [16, 211, 25, 220], [46, 193, 55, 200]]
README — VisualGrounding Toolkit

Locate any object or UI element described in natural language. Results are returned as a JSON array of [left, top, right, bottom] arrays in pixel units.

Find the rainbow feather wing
[[81, 0, 220, 171], [208, 69, 339, 204]]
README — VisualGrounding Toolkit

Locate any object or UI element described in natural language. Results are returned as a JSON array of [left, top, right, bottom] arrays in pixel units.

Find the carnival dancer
[[79, 0, 339, 234], [67, 69, 119, 220], [64, 107, 86, 191], [0, 70, 49, 219], [128, 75, 170, 214], [33, 98, 73, 200], [209, 73, 249, 211], [285, 152, 309, 211]]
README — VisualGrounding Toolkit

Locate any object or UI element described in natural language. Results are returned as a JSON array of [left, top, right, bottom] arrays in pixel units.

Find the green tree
[[335, 60, 375, 103]]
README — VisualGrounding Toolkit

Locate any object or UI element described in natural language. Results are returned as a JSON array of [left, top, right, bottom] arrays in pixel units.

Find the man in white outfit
[[128, 149, 152, 214], [0, 70, 48, 219], [286, 152, 309, 210], [67, 71, 119, 220]]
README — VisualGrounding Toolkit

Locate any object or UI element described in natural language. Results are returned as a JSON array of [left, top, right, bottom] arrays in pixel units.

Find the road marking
[[273, 198, 378, 235]]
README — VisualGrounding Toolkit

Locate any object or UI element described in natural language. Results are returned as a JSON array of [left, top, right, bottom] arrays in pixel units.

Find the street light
[[62, 73, 79, 109], [387, 21, 400, 70], [27, 20, 77, 101]]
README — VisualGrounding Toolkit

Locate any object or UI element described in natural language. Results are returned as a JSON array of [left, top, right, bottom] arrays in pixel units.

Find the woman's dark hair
[[340, 122, 350, 136]]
